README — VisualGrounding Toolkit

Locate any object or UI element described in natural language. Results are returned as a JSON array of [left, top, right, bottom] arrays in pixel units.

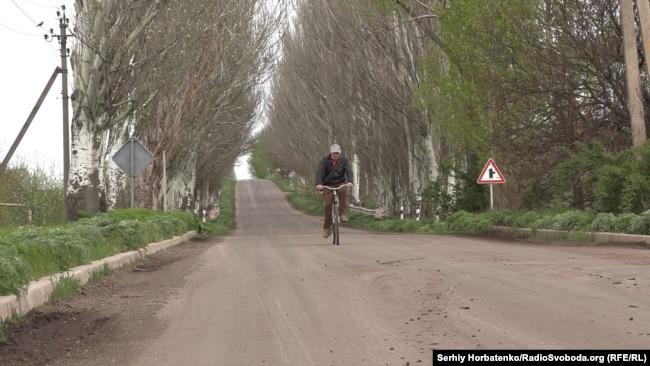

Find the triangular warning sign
[[477, 159, 506, 184]]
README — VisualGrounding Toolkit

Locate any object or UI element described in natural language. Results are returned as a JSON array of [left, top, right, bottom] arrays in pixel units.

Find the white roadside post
[[477, 158, 506, 210]]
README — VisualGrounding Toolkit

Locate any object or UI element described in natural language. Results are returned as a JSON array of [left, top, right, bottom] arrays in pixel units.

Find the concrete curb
[[492, 226, 650, 247], [0, 230, 196, 322]]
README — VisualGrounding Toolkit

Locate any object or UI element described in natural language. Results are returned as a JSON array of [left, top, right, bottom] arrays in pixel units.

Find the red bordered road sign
[[477, 159, 506, 184]]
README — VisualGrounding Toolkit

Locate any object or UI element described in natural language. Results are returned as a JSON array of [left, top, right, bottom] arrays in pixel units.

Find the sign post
[[112, 137, 154, 208], [477, 158, 506, 210]]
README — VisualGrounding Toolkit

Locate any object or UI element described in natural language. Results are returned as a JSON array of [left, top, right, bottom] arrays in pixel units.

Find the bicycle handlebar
[[319, 184, 348, 191]]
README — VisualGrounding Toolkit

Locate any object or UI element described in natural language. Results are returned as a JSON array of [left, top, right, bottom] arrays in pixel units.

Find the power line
[[10, 0, 41, 25], [0, 21, 40, 37], [23, 0, 58, 9]]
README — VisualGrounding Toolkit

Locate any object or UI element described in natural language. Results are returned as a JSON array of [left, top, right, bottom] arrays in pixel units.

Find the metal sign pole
[[490, 184, 494, 211], [130, 137, 135, 208]]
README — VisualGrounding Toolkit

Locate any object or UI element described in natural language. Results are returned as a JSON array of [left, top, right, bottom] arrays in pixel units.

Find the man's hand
[[346, 182, 353, 188], [316, 185, 324, 192]]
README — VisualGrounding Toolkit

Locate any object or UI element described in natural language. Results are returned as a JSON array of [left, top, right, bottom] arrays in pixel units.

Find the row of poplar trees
[[259, 0, 650, 216], [65, 0, 283, 218]]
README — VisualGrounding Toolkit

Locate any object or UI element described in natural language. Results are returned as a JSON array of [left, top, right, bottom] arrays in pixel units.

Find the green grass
[[49, 275, 81, 303], [287, 192, 323, 215], [0, 176, 238, 296], [0, 209, 197, 296], [269, 177, 452, 234], [89, 263, 112, 283], [198, 179, 237, 236], [269, 177, 650, 241]]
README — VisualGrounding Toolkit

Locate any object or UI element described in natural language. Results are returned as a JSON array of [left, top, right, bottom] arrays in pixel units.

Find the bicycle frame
[[321, 184, 346, 245]]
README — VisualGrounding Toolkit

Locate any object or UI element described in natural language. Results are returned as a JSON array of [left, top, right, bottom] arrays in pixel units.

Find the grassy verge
[[0, 179, 235, 298], [197, 179, 237, 236], [269, 177, 451, 234], [0, 209, 196, 296], [269, 177, 650, 239], [270, 177, 323, 215], [0, 177, 239, 296]]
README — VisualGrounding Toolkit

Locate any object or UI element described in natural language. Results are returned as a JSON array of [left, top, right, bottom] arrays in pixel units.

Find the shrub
[[0, 163, 64, 227], [447, 211, 492, 234], [512, 211, 540, 228], [590, 213, 616, 232], [628, 212, 650, 235], [619, 173, 650, 213], [593, 165, 627, 213], [488, 210, 516, 226], [415, 222, 448, 233], [550, 210, 594, 231], [0, 245, 31, 296], [532, 215, 555, 230], [612, 213, 639, 233]]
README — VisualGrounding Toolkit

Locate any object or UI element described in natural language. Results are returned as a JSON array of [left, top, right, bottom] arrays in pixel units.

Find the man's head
[[329, 144, 341, 160]]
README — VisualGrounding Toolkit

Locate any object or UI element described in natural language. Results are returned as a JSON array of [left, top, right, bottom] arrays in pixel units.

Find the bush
[[487, 210, 516, 226], [548, 144, 650, 213], [550, 210, 594, 231], [593, 165, 627, 213], [447, 211, 492, 234], [612, 213, 639, 233], [532, 215, 554, 230], [415, 222, 448, 233], [628, 212, 650, 235], [590, 213, 616, 232], [619, 173, 650, 213], [0, 163, 64, 228], [0, 245, 31, 296], [512, 211, 540, 227]]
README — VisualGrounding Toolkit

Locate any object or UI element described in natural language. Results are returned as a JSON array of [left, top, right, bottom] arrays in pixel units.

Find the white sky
[[0, 0, 255, 181], [0, 0, 74, 179]]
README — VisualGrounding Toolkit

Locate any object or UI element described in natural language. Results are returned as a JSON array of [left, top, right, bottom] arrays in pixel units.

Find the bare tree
[[69, 0, 283, 217]]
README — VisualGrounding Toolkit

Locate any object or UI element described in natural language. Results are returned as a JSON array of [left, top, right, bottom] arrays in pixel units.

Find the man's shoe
[[340, 215, 349, 223], [322, 228, 331, 238]]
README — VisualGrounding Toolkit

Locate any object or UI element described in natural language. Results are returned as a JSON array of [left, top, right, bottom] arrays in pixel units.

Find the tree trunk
[[621, 0, 647, 147]]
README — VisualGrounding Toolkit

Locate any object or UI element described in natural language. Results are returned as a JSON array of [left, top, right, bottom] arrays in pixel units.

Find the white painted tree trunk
[[104, 126, 129, 209], [352, 153, 360, 201]]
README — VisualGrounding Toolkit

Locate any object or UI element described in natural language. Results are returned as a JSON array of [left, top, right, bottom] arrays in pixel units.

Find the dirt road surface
[[2, 179, 650, 366]]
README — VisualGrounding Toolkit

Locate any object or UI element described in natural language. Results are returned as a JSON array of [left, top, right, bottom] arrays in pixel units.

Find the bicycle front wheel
[[332, 204, 340, 245]]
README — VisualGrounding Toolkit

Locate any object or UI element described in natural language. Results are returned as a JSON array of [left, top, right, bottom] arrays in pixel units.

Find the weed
[[49, 275, 81, 303], [0, 311, 22, 344], [89, 263, 112, 283]]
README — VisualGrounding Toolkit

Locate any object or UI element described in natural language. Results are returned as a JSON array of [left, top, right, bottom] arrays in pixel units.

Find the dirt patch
[[0, 237, 218, 366]]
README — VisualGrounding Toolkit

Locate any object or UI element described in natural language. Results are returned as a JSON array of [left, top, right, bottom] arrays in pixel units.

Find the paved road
[[132, 180, 650, 365]]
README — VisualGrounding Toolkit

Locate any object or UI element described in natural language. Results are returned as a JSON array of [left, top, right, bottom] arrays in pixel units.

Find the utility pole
[[0, 68, 62, 175], [46, 5, 74, 219]]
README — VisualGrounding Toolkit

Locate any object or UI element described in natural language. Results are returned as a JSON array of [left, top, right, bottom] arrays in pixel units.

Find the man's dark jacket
[[316, 155, 353, 186]]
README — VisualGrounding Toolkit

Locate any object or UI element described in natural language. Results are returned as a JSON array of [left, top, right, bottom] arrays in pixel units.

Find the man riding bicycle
[[315, 144, 353, 238]]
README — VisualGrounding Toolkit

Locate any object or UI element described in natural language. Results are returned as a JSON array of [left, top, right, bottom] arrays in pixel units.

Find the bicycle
[[321, 184, 347, 245]]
